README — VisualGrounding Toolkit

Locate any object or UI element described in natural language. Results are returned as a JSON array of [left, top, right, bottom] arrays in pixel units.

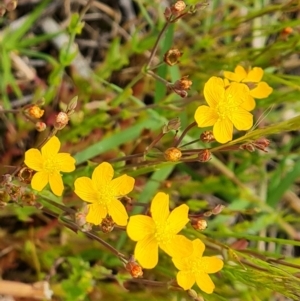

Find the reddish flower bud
[[126, 257, 143, 278], [198, 149, 211, 162], [35, 122, 47, 132]]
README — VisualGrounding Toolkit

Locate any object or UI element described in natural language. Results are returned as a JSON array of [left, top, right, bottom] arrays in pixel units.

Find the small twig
[[145, 22, 170, 69]]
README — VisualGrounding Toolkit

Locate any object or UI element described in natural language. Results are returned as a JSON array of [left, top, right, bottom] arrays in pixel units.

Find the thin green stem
[[145, 22, 170, 69]]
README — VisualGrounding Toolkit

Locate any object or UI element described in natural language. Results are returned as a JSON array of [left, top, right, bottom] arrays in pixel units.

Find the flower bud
[[191, 219, 207, 231], [28, 105, 44, 119], [280, 27, 293, 40], [171, 1, 186, 15], [125, 257, 143, 278], [164, 147, 182, 162], [169, 76, 192, 98], [35, 122, 47, 132], [75, 212, 87, 227], [174, 76, 192, 91], [67, 96, 78, 112], [164, 48, 183, 66], [200, 131, 215, 143], [100, 216, 115, 233], [18, 167, 34, 184], [6, 0, 18, 11], [54, 112, 69, 130], [21, 192, 36, 206], [253, 138, 270, 152], [198, 149, 211, 162], [212, 204, 225, 215], [162, 117, 181, 133]]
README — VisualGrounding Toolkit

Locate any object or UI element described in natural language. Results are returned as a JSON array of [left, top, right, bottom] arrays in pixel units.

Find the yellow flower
[[127, 192, 192, 269], [74, 162, 134, 226], [194, 76, 254, 144], [172, 239, 223, 294], [223, 65, 273, 99], [24, 136, 76, 196]]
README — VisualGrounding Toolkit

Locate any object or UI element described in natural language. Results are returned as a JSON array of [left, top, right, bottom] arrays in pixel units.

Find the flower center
[[154, 221, 174, 244], [43, 156, 60, 174], [216, 93, 237, 120], [95, 187, 113, 206], [190, 258, 207, 274]]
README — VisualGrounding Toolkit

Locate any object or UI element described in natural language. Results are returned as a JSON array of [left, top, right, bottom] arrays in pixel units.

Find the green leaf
[[267, 159, 300, 207]]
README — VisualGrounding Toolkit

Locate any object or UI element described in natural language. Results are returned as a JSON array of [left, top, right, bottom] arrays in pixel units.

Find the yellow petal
[[31, 171, 48, 191], [223, 78, 230, 87], [41, 136, 60, 158], [86, 203, 107, 225], [74, 177, 98, 203], [150, 192, 170, 224], [110, 174, 135, 197], [49, 172, 64, 196], [225, 82, 250, 106], [24, 149, 43, 171], [241, 95, 256, 111], [134, 235, 158, 269], [167, 204, 189, 234], [204, 77, 225, 108], [250, 82, 273, 99], [230, 108, 253, 131], [191, 239, 205, 258], [55, 153, 76, 172], [234, 65, 247, 81], [223, 65, 246, 82], [195, 273, 215, 294], [108, 198, 128, 226], [243, 67, 263, 83], [127, 215, 155, 241], [202, 256, 224, 274], [213, 118, 233, 144], [162, 235, 193, 258], [176, 271, 195, 290], [172, 255, 190, 271], [92, 162, 114, 186], [194, 105, 218, 127]]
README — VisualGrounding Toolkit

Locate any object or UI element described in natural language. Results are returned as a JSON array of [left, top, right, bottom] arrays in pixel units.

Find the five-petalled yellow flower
[[74, 162, 135, 226], [223, 65, 273, 99], [172, 238, 223, 294], [194, 76, 254, 144], [127, 192, 192, 269], [24, 136, 76, 196]]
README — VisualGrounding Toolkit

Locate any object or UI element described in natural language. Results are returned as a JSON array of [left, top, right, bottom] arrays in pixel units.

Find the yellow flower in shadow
[[127, 192, 192, 269], [194, 76, 254, 144], [172, 239, 223, 294], [223, 65, 273, 99], [24, 136, 76, 196], [74, 162, 134, 226]]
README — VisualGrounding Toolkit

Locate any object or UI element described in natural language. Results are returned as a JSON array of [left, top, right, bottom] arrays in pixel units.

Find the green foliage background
[[1, 0, 300, 300]]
